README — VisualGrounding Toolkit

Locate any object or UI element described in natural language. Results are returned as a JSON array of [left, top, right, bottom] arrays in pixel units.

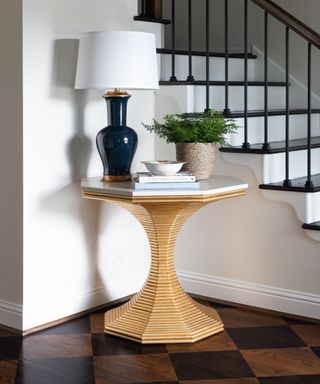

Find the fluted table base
[[103, 201, 224, 344]]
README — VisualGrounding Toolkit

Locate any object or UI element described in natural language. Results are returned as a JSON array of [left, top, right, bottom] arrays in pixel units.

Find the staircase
[[135, 0, 320, 241]]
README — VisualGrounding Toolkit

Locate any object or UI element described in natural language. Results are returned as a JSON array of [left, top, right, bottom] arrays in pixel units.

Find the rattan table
[[81, 176, 247, 344]]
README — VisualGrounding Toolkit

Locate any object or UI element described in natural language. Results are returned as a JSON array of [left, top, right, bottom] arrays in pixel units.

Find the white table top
[[81, 176, 248, 198]]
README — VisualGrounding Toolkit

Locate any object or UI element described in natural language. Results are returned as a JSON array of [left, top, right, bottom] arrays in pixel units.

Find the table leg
[[105, 201, 223, 343]]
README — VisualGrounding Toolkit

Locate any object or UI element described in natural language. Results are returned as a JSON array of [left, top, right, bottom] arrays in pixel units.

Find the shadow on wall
[[39, 38, 109, 308]]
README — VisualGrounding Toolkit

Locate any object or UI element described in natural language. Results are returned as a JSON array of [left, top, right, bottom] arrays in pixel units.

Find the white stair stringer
[[222, 152, 320, 241]]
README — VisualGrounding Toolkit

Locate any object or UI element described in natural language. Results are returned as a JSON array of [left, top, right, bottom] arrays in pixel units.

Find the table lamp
[[75, 31, 159, 181]]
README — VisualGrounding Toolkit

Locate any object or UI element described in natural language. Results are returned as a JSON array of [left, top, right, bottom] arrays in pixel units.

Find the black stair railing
[[205, 0, 210, 111], [169, 0, 177, 81], [187, 0, 194, 82], [243, 0, 250, 149], [306, 42, 314, 189], [145, 0, 320, 191], [283, 26, 291, 187], [223, 0, 230, 116]]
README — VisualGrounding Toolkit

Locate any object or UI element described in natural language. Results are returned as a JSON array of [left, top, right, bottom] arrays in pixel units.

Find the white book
[[133, 181, 200, 190], [135, 172, 196, 183]]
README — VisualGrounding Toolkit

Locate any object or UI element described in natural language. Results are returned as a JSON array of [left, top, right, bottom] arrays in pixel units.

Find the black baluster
[[262, 11, 270, 151], [187, 0, 194, 81], [283, 27, 291, 187], [305, 42, 314, 189], [223, 0, 230, 116], [205, 0, 210, 111], [242, 0, 250, 149], [170, 0, 177, 81], [141, 0, 146, 16]]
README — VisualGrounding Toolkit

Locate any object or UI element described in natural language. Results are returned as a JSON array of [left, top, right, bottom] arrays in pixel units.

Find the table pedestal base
[[105, 292, 223, 344], [104, 201, 224, 344]]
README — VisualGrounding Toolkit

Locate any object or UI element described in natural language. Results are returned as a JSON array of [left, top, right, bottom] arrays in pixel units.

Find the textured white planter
[[176, 143, 215, 180]]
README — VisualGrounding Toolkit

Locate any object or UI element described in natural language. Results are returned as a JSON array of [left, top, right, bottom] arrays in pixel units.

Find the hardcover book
[[135, 172, 196, 183], [132, 181, 200, 190]]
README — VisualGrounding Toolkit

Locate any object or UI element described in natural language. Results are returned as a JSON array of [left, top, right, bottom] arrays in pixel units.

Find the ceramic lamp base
[[96, 94, 137, 182]]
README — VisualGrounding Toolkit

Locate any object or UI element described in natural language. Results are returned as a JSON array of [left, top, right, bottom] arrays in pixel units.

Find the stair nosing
[[159, 80, 287, 87], [302, 221, 320, 230], [220, 137, 320, 154], [157, 48, 257, 59]]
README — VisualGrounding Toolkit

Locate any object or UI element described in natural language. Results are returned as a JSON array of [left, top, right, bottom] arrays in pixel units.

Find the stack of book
[[132, 172, 199, 190]]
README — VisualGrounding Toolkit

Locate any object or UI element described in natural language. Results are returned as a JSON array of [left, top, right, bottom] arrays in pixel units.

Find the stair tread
[[220, 136, 320, 154], [302, 221, 320, 230], [134, 16, 171, 24], [228, 109, 320, 117], [157, 48, 257, 59], [260, 173, 320, 192], [159, 80, 287, 86]]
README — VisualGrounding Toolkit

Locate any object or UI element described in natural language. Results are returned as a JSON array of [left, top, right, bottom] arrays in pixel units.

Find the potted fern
[[143, 109, 237, 180]]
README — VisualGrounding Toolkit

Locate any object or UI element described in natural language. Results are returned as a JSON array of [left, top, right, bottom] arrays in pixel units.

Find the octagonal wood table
[[81, 176, 248, 344]]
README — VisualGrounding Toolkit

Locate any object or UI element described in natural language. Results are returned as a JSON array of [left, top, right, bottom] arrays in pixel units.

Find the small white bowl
[[141, 160, 185, 176]]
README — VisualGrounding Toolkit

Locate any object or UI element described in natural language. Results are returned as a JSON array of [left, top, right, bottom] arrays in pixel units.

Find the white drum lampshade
[[74, 30, 159, 182], [75, 31, 159, 90]]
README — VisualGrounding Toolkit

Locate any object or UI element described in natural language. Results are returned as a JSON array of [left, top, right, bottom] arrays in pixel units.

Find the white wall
[[22, 0, 159, 330], [0, 0, 23, 329]]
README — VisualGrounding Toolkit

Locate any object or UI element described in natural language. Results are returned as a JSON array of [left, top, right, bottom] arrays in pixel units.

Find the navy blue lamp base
[[96, 93, 138, 181]]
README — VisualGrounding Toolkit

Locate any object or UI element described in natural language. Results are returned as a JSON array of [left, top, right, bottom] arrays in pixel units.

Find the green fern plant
[[142, 109, 237, 145]]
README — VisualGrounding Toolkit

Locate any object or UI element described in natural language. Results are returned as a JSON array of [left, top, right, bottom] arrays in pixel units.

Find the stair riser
[[160, 54, 255, 82], [264, 149, 320, 183], [228, 115, 320, 145], [222, 150, 320, 185], [194, 86, 285, 112]]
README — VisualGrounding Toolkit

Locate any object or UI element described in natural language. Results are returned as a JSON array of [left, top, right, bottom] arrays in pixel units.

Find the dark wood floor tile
[[312, 347, 320, 358], [291, 324, 320, 346], [21, 334, 92, 359], [218, 308, 287, 328], [0, 329, 19, 338], [241, 347, 320, 377], [37, 316, 90, 336], [15, 357, 94, 384], [208, 302, 234, 309], [0, 337, 22, 360], [130, 382, 178, 384], [166, 331, 236, 353], [90, 313, 104, 334], [282, 317, 311, 325], [228, 326, 305, 349], [179, 377, 259, 384], [0, 360, 18, 383], [94, 354, 177, 383], [92, 333, 167, 356], [259, 375, 320, 383], [179, 379, 259, 384], [170, 351, 254, 380]]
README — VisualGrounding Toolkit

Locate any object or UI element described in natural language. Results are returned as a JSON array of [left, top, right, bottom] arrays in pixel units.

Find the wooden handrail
[[251, 0, 320, 49]]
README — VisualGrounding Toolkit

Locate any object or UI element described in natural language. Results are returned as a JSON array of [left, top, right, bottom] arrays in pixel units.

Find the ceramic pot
[[175, 143, 215, 180]]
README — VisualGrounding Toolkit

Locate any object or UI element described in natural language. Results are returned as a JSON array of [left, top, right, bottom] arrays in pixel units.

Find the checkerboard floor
[[1, 299, 320, 383]]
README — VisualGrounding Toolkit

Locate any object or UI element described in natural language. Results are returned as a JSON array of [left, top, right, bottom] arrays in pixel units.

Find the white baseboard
[[178, 270, 320, 319], [0, 299, 23, 330]]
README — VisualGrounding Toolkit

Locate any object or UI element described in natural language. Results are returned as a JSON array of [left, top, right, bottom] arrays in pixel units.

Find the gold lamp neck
[[105, 88, 130, 97]]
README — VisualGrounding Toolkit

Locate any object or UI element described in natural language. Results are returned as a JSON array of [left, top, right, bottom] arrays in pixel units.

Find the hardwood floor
[[0, 299, 319, 384]]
